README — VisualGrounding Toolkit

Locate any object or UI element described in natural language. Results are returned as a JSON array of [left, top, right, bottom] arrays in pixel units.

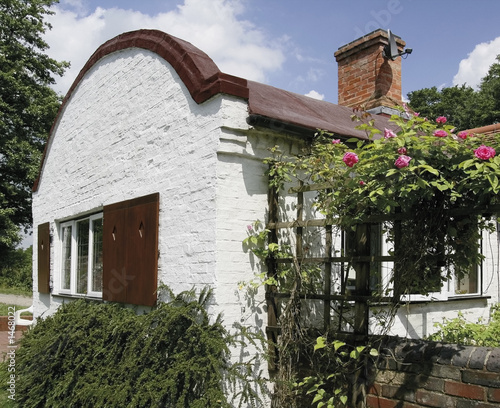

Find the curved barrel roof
[[34, 29, 393, 191]]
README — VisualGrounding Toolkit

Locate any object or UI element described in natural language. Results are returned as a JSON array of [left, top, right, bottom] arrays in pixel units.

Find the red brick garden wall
[[367, 339, 500, 408]]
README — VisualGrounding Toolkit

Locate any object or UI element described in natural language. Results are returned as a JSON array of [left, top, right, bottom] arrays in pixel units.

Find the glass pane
[[92, 218, 103, 293], [76, 219, 89, 294], [455, 266, 478, 295], [370, 224, 382, 293], [61, 225, 72, 290]]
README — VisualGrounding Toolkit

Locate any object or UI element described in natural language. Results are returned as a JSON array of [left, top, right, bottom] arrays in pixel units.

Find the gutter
[[246, 114, 318, 139]]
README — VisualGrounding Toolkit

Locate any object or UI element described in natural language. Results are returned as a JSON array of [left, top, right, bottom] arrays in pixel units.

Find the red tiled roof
[[465, 123, 500, 136], [33, 29, 394, 191]]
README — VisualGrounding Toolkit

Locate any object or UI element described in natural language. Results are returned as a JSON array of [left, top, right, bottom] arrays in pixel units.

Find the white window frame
[[57, 213, 103, 298], [381, 227, 483, 302]]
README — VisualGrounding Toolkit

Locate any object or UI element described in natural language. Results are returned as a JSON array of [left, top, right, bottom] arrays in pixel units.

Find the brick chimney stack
[[334, 29, 405, 113]]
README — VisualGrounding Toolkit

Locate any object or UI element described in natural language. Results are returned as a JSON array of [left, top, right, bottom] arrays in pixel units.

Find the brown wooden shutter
[[37, 222, 51, 294], [102, 202, 128, 303], [103, 193, 159, 306]]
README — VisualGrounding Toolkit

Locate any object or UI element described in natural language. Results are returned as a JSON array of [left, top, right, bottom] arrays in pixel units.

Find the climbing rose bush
[[265, 107, 500, 293]]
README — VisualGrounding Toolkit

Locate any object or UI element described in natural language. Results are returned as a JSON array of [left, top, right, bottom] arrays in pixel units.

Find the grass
[[0, 286, 31, 298], [0, 305, 31, 317], [0, 285, 32, 317]]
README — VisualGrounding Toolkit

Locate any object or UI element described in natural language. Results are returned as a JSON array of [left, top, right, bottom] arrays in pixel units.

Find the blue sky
[[19, 0, 500, 248], [45, 0, 500, 103]]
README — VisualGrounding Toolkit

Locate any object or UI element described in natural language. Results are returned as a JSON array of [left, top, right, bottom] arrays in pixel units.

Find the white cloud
[[453, 36, 500, 90], [44, 0, 285, 95], [304, 90, 324, 100], [307, 67, 325, 82]]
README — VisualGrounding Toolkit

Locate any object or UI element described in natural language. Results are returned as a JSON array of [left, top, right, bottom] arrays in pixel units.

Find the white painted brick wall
[[32, 47, 265, 321], [32, 47, 273, 403]]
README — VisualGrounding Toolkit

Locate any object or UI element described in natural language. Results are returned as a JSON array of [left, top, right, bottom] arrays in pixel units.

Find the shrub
[[0, 247, 33, 293], [427, 303, 500, 346], [9, 288, 265, 407]]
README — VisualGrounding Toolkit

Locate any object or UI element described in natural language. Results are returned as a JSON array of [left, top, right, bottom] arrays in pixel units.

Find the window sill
[[446, 295, 491, 302], [371, 295, 491, 306], [52, 292, 103, 302], [402, 295, 491, 305]]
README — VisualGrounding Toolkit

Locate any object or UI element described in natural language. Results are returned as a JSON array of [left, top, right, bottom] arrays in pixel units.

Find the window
[[53, 193, 160, 307], [449, 237, 482, 297], [334, 223, 483, 302], [59, 214, 103, 297], [379, 225, 482, 301]]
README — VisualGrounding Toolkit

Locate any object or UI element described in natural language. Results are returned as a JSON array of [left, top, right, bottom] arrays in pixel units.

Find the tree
[[0, 0, 68, 256], [408, 54, 500, 131], [476, 55, 500, 125], [407, 85, 480, 131]]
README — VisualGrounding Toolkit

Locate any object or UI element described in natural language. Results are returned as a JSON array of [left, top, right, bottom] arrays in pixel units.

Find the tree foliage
[[0, 246, 32, 291], [407, 54, 500, 131], [0, 0, 68, 255], [478, 55, 500, 125]]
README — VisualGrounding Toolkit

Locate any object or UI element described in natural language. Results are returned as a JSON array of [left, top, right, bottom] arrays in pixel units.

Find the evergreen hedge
[[8, 288, 264, 407]]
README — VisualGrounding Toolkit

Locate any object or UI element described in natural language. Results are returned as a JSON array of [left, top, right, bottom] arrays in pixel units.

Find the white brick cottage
[[32, 29, 499, 354]]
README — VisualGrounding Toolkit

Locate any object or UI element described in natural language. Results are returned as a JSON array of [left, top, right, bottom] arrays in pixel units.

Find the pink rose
[[395, 155, 412, 169], [343, 152, 359, 167], [433, 130, 448, 138], [458, 131, 468, 140], [474, 145, 496, 160], [398, 147, 407, 155], [403, 103, 419, 117], [332, 139, 341, 144], [359, 180, 366, 186], [436, 116, 447, 124], [384, 128, 397, 139]]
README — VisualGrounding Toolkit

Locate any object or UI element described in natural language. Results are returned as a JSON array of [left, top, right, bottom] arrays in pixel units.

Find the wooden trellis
[[264, 178, 500, 369], [265, 182, 397, 369]]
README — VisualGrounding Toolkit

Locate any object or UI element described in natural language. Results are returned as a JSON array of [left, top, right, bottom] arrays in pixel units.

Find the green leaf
[[314, 336, 327, 351], [333, 340, 346, 351], [459, 159, 475, 169], [419, 164, 439, 176], [386, 168, 398, 177], [313, 393, 324, 403], [340, 395, 348, 404], [416, 178, 429, 188], [488, 174, 499, 191], [268, 243, 279, 252]]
